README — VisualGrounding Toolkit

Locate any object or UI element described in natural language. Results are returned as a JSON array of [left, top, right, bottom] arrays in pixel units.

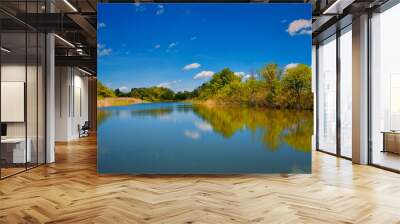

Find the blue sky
[[98, 3, 311, 92]]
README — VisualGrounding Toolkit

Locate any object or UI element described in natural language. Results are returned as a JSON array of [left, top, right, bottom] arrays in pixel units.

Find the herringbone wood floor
[[1, 135, 400, 224]]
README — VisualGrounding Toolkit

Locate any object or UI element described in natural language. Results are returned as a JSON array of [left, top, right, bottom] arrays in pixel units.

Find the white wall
[[55, 67, 89, 141], [1, 65, 41, 138], [1, 65, 26, 138], [1, 63, 46, 164], [55, 67, 69, 141]]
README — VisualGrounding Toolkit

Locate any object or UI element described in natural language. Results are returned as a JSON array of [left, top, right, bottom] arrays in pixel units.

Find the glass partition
[[27, 30, 38, 169], [370, 3, 400, 171], [317, 35, 337, 154], [0, 1, 46, 179], [1, 30, 28, 177], [339, 26, 352, 158]]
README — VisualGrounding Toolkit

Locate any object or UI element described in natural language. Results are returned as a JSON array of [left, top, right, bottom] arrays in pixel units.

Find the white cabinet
[[1, 138, 32, 163]]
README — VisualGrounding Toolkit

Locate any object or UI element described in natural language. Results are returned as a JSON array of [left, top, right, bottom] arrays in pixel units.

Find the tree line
[[97, 63, 313, 110]]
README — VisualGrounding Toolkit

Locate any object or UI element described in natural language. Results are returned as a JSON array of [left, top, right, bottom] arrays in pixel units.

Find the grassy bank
[[97, 97, 144, 108]]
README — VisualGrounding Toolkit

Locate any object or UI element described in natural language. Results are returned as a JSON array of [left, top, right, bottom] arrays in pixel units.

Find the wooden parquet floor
[[1, 135, 400, 224]]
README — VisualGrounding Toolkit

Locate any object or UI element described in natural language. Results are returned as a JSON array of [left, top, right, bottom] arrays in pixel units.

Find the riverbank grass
[[97, 97, 144, 108]]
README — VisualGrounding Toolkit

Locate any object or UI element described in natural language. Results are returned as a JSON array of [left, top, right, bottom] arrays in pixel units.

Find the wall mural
[[97, 3, 313, 174]]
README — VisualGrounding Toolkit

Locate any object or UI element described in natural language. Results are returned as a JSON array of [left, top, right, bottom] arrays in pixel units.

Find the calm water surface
[[98, 102, 312, 174]]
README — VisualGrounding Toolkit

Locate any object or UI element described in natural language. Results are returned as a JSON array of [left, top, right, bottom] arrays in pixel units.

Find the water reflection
[[192, 104, 313, 152], [97, 109, 112, 125], [98, 102, 313, 152], [183, 130, 201, 140]]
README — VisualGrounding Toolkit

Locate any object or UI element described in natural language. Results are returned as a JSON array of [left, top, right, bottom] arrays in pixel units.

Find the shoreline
[[188, 99, 313, 111], [97, 97, 313, 111], [97, 97, 144, 108]]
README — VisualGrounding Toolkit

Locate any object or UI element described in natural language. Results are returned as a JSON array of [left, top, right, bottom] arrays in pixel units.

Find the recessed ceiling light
[[63, 0, 78, 12], [78, 67, 92, 76], [322, 0, 355, 15], [54, 34, 75, 48], [1, 47, 11, 53]]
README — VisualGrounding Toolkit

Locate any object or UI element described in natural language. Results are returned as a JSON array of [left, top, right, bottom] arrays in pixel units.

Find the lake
[[97, 102, 312, 174]]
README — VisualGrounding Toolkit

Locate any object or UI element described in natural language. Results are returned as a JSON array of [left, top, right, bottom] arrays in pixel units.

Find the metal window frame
[[315, 0, 400, 173], [315, 21, 353, 161]]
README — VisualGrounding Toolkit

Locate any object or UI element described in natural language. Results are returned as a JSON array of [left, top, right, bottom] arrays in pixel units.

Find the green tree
[[97, 80, 115, 98], [174, 91, 192, 100], [259, 63, 280, 106], [101, 64, 313, 110], [114, 88, 121, 97], [130, 86, 176, 101], [244, 76, 265, 106], [211, 68, 240, 87], [281, 64, 312, 109], [194, 68, 241, 100]]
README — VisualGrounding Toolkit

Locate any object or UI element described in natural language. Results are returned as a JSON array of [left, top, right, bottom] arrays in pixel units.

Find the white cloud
[[156, 4, 165, 15], [193, 71, 214, 79], [285, 63, 299, 70], [184, 130, 200, 140], [118, 86, 129, 93], [98, 22, 106, 29], [97, 43, 112, 57], [183, 63, 201, 71], [299, 29, 312, 35], [234, 72, 245, 77], [195, 121, 212, 132], [286, 19, 312, 36], [284, 63, 299, 73], [243, 74, 252, 80], [98, 48, 112, 57], [190, 36, 197, 41], [157, 80, 181, 88], [242, 74, 252, 81], [154, 44, 161, 49], [157, 114, 172, 120], [168, 42, 178, 48], [234, 72, 253, 81]]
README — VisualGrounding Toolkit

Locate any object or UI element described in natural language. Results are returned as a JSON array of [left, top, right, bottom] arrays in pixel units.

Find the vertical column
[[46, 33, 55, 163], [312, 45, 317, 151], [46, 1, 55, 163], [352, 14, 369, 164], [336, 29, 341, 156]]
